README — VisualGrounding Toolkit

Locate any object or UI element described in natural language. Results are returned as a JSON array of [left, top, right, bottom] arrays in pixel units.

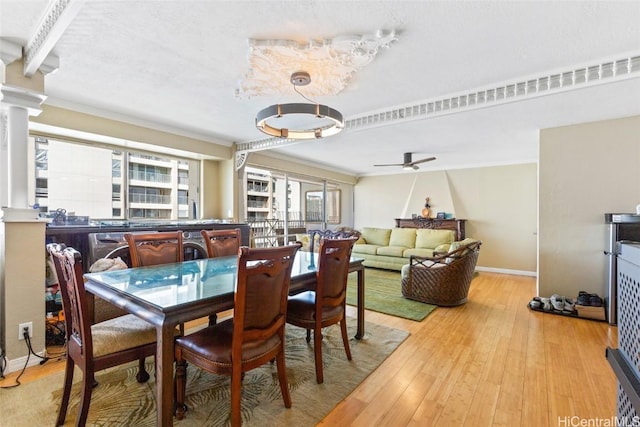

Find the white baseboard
[[476, 266, 537, 277], [5, 350, 47, 374]]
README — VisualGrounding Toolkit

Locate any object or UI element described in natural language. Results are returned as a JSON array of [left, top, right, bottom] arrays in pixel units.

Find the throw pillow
[[445, 241, 462, 264]]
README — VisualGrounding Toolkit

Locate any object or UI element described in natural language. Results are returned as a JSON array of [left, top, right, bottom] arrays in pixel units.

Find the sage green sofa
[[352, 227, 456, 271]]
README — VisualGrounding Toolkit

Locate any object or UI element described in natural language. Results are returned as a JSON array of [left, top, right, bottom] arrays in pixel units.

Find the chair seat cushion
[[175, 319, 281, 367], [92, 314, 157, 358], [287, 291, 343, 323]]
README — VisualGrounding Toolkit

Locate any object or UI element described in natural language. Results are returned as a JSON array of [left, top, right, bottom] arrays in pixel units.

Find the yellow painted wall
[[355, 164, 538, 274], [2, 222, 46, 360]]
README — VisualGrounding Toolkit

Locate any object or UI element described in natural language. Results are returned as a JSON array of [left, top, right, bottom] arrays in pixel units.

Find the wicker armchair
[[401, 240, 481, 306]]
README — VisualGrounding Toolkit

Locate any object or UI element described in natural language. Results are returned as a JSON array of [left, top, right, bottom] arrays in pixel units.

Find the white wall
[[47, 140, 113, 217], [538, 115, 640, 300]]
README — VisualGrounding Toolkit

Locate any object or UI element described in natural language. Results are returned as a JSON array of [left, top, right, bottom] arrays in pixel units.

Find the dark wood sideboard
[[394, 218, 466, 241]]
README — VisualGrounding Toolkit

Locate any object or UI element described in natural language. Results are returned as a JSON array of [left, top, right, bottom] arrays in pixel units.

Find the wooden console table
[[394, 218, 466, 241]]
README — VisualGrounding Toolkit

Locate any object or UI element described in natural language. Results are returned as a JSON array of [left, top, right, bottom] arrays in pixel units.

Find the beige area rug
[[1, 318, 408, 427]]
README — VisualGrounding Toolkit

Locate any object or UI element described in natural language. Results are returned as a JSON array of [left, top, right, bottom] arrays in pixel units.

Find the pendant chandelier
[[255, 71, 344, 139]]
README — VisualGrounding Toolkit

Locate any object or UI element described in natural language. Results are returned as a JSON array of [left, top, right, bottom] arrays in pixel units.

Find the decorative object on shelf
[[421, 197, 431, 218], [394, 218, 466, 241], [436, 212, 446, 219], [255, 71, 344, 139]]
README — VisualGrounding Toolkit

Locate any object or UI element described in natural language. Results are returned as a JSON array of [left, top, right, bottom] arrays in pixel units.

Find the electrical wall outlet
[[19, 322, 33, 340]]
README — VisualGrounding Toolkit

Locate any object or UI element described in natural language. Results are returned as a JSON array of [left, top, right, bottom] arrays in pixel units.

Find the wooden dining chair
[[47, 243, 157, 427], [174, 243, 302, 426], [124, 231, 184, 267], [124, 230, 188, 335], [201, 228, 241, 258], [286, 237, 356, 383], [200, 228, 241, 325]]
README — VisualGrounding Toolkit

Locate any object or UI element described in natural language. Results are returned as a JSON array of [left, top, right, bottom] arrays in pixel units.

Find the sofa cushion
[[352, 244, 381, 255], [389, 228, 416, 248], [360, 227, 391, 246], [354, 235, 366, 244], [295, 233, 319, 252], [403, 248, 436, 258], [377, 246, 406, 257], [415, 229, 454, 249]]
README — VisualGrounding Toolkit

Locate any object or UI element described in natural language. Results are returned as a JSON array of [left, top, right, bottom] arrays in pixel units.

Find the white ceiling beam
[[23, 0, 85, 77]]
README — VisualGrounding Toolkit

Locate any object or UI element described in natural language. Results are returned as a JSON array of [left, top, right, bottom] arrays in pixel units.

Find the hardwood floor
[[1, 272, 618, 426], [322, 272, 618, 427]]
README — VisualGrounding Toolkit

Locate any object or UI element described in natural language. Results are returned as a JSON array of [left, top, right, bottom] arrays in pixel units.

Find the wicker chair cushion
[[415, 229, 454, 249], [92, 314, 157, 358], [389, 228, 416, 248], [400, 261, 445, 279], [360, 227, 391, 246]]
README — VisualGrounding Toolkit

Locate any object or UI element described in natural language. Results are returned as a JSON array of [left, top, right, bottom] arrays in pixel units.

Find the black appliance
[[604, 213, 640, 325], [606, 241, 640, 419]]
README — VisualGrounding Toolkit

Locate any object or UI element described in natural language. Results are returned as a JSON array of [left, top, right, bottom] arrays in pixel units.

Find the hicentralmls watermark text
[[558, 416, 640, 427]]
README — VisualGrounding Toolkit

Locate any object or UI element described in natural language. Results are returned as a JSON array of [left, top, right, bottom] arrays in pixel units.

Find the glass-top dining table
[[83, 250, 365, 427]]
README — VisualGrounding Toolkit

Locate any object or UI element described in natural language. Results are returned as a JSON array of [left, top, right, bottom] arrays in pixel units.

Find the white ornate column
[[1, 41, 49, 220], [0, 41, 54, 370]]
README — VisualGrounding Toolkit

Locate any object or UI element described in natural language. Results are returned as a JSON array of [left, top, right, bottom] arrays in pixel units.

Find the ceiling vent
[[238, 55, 640, 154], [345, 55, 640, 132]]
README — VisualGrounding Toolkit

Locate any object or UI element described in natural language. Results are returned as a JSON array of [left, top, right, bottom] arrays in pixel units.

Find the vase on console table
[[421, 197, 431, 218]]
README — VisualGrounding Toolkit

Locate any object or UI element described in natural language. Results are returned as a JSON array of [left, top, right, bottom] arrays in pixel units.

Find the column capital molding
[[0, 39, 23, 66], [1, 207, 45, 222], [0, 84, 47, 116]]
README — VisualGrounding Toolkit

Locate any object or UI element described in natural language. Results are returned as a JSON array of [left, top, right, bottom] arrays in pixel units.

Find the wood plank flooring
[[1, 272, 618, 426]]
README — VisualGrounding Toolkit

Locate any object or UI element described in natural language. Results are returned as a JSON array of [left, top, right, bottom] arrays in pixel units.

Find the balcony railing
[[129, 193, 171, 204], [247, 219, 308, 248], [247, 200, 270, 208], [128, 171, 171, 183]]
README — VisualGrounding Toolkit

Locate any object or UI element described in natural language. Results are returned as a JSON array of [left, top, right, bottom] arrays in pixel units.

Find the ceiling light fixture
[[255, 71, 344, 139]]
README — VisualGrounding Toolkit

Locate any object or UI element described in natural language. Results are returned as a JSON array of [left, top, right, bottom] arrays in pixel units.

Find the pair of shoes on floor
[[538, 297, 552, 311], [528, 296, 551, 311], [550, 294, 576, 313], [529, 296, 542, 310], [577, 291, 603, 307]]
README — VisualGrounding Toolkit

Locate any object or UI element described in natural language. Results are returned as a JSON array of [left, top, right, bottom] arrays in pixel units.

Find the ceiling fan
[[374, 152, 436, 170]]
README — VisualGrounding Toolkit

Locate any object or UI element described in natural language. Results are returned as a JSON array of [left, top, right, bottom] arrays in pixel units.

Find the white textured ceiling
[[1, 0, 640, 176]]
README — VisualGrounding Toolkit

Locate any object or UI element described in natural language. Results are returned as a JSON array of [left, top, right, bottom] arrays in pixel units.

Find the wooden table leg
[[157, 321, 175, 426], [355, 266, 365, 339]]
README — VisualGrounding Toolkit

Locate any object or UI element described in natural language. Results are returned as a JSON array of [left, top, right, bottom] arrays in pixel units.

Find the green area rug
[[0, 318, 407, 427], [347, 267, 437, 321]]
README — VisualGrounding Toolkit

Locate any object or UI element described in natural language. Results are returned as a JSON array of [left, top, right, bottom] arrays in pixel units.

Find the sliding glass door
[[243, 166, 347, 247]]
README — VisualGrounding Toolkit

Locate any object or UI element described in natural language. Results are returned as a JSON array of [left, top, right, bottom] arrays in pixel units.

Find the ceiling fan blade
[[408, 156, 436, 166], [373, 163, 404, 167]]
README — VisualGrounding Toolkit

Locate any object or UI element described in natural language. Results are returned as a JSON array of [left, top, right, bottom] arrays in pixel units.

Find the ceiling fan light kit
[[255, 71, 344, 140]]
